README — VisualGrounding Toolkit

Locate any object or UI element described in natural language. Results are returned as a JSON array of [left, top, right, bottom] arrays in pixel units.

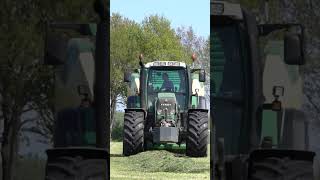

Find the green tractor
[[42, 1, 109, 179], [123, 56, 209, 157], [211, 1, 317, 179]]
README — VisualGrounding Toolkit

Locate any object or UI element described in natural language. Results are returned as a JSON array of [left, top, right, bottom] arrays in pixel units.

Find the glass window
[[147, 68, 187, 110], [211, 26, 243, 100]]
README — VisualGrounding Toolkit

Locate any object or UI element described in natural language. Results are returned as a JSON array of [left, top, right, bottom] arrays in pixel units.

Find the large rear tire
[[123, 111, 144, 156], [186, 110, 208, 157], [250, 156, 314, 180], [45, 156, 107, 180]]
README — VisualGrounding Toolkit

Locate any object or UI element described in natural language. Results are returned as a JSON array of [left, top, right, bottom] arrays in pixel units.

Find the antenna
[[139, 53, 144, 67], [191, 53, 197, 69]]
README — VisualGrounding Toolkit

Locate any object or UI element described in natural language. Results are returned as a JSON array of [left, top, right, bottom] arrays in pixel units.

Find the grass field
[[110, 142, 210, 180], [14, 158, 46, 180]]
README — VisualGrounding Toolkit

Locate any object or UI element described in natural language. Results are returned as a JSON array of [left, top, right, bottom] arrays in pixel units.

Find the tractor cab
[[146, 69, 184, 128], [145, 62, 188, 117], [125, 61, 206, 126]]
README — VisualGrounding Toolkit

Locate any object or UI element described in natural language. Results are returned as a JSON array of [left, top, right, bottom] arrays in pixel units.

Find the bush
[[111, 111, 124, 141]]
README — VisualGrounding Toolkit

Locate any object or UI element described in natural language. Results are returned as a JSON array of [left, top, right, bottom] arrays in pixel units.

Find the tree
[[110, 13, 142, 133], [140, 15, 187, 62], [176, 26, 210, 105]]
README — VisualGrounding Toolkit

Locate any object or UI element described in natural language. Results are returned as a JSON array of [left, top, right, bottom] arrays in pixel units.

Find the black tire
[[186, 110, 208, 157], [45, 156, 107, 180], [250, 157, 314, 180], [123, 111, 144, 156]]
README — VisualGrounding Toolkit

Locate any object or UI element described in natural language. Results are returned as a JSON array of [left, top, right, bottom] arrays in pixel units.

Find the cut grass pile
[[129, 150, 209, 173], [110, 141, 210, 180]]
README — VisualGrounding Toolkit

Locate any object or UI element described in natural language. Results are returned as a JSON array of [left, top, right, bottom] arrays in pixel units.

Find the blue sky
[[110, 0, 210, 38]]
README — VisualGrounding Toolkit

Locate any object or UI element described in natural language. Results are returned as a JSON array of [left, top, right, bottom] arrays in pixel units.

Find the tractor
[[211, 1, 318, 179], [42, 1, 109, 179], [123, 56, 209, 157]]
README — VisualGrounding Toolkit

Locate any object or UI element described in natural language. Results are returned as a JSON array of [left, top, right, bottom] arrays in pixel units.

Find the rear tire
[[250, 156, 314, 180], [45, 156, 107, 180], [123, 111, 144, 156], [186, 110, 208, 157]]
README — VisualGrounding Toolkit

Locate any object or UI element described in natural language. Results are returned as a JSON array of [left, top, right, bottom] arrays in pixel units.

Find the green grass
[[110, 142, 210, 180], [14, 158, 46, 180]]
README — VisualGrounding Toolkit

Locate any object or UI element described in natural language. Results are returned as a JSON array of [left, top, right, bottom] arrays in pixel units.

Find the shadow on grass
[[110, 154, 124, 157], [110, 150, 185, 158], [148, 149, 186, 156]]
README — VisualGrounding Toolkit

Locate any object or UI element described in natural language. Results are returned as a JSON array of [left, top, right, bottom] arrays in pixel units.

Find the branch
[[21, 127, 52, 140], [304, 93, 320, 115], [18, 117, 37, 132]]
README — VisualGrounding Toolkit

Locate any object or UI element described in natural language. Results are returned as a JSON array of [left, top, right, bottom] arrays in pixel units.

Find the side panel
[[260, 110, 278, 145], [127, 72, 140, 96], [262, 41, 307, 150], [191, 72, 206, 109], [263, 41, 303, 109], [127, 72, 141, 108], [54, 38, 95, 112]]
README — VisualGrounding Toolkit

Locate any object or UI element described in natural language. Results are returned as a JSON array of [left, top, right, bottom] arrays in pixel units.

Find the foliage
[[140, 15, 187, 62], [111, 111, 124, 141], [176, 26, 210, 102]]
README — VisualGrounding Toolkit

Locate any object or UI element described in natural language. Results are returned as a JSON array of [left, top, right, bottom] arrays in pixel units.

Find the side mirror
[[77, 85, 90, 96], [284, 34, 305, 65], [199, 69, 206, 82], [44, 31, 69, 65], [124, 72, 131, 82]]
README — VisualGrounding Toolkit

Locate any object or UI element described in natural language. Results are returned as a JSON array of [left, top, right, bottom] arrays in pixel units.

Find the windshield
[[147, 68, 187, 111], [211, 25, 244, 100]]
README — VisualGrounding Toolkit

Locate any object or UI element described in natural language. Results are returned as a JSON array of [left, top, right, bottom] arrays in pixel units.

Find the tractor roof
[[211, 0, 243, 20], [145, 61, 187, 68]]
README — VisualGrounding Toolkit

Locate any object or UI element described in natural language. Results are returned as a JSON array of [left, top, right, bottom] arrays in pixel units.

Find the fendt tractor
[[211, 1, 318, 179], [42, 1, 109, 179], [123, 55, 209, 157]]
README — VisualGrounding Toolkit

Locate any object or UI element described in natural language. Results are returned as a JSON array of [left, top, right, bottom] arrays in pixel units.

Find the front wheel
[[250, 156, 314, 180], [123, 110, 144, 156], [46, 156, 107, 180], [186, 110, 208, 157]]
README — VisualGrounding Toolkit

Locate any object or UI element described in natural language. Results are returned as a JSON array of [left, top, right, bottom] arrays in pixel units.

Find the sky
[[110, 0, 210, 38]]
